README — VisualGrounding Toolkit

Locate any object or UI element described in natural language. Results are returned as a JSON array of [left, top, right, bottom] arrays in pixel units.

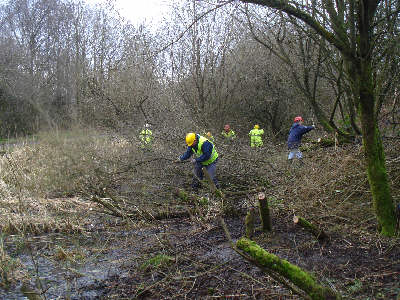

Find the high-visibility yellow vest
[[221, 130, 236, 139], [140, 129, 153, 144], [192, 136, 218, 165], [249, 129, 264, 147]]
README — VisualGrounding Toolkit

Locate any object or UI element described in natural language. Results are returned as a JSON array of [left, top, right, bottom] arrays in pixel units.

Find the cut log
[[293, 216, 328, 240], [258, 192, 272, 232], [236, 238, 341, 300]]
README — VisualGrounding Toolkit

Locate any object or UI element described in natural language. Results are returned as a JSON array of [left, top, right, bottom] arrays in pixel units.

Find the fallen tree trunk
[[236, 238, 341, 300], [293, 216, 328, 240]]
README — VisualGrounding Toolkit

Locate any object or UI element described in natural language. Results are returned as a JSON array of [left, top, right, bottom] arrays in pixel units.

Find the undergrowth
[[0, 128, 398, 299]]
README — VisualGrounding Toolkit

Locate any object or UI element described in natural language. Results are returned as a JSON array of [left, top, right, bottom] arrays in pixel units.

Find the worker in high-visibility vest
[[249, 124, 264, 147], [139, 123, 153, 148], [221, 124, 236, 140], [178, 133, 219, 191]]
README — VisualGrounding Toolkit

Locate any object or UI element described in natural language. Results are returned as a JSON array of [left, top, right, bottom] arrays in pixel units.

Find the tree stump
[[258, 192, 272, 232], [245, 207, 255, 239]]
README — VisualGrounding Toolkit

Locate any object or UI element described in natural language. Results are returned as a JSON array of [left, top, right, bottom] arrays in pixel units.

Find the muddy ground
[[3, 202, 398, 299]]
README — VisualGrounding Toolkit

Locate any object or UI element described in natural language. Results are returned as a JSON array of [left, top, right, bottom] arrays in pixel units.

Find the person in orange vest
[[179, 133, 219, 191]]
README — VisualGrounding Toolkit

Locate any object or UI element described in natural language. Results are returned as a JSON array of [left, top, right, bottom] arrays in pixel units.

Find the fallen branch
[[236, 238, 341, 300], [219, 217, 310, 299], [293, 216, 328, 240], [90, 195, 190, 220]]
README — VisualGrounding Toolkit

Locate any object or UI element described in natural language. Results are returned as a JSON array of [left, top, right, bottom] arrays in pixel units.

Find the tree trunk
[[358, 59, 396, 236], [359, 100, 396, 236], [236, 238, 341, 300]]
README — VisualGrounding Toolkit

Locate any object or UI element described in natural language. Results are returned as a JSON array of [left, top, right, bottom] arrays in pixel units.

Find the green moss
[[140, 254, 174, 271], [237, 238, 340, 300], [178, 189, 188, 202], [363, 126, 396, 236]]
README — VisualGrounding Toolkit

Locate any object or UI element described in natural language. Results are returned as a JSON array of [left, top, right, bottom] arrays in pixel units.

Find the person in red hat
[[221, 124, 236, 140], [287, 116, 315, 163]]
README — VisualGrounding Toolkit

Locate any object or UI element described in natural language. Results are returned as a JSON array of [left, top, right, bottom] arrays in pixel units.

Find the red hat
[[294, 116, 303, 122]]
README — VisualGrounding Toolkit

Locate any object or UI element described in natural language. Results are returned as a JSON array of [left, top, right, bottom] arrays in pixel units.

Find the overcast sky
[[84, 0, 177, 25]]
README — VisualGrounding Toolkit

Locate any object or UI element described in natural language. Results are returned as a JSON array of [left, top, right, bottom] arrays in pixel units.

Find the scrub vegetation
[[0, 130, 399, 299]]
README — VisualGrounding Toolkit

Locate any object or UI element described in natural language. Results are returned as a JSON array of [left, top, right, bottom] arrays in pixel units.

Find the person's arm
[[300, 125, 314, 135], [180, 147, 193, 161], [195, 141, 212, 163]]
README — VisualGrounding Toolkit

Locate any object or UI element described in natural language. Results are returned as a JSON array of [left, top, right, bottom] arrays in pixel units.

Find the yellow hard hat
[[254, 124, 259, 129], [185, 133, 196, 146]]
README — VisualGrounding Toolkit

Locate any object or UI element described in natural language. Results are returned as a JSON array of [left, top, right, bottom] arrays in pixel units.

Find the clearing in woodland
[[0, 128, 399, 299]]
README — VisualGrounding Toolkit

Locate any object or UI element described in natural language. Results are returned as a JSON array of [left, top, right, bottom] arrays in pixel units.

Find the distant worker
[[221, 124, 236, 140], [249, 124, 264, 147], [139, 123, 153, 148], [206, 131, 215, 143], [179, 133, 219, 191], [287, 116, 315, 162]]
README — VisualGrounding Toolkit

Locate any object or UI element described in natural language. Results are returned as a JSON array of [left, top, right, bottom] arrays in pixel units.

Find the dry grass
[[270, 140, 400, 237], [0, 127, 135, 235]]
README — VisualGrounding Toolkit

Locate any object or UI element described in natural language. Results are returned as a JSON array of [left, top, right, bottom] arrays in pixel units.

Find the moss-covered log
[[293, 216, 328, 240], [236, 238, 341, 300], [258, 192, 271, 231]]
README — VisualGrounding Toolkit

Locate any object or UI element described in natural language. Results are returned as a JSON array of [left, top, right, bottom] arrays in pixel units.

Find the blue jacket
[[180, 134, 214, 163], [287, 123, 314, 149]]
